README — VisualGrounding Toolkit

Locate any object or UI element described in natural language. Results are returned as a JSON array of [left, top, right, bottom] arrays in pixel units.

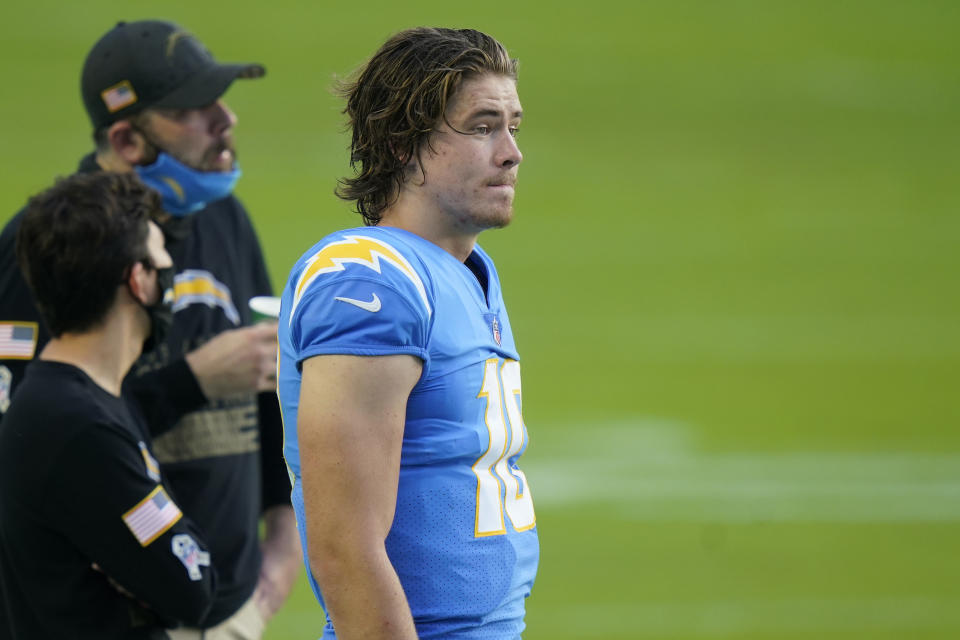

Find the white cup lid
[[248, 296, 281, 319]]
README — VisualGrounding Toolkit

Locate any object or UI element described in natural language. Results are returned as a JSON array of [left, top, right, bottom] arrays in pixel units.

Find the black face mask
[[139, 265, 175, 354]]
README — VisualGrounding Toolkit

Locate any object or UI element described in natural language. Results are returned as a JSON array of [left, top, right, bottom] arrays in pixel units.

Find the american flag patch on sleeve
[[122, 486, 182, 546], [0, 322, 37, 359]]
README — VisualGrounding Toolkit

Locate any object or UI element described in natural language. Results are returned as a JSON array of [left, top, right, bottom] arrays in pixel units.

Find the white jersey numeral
[[472, 358, 536, 537]]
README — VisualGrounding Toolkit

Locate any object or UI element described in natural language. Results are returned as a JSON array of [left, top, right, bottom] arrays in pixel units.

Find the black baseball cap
[[81, 20, 265, 129]]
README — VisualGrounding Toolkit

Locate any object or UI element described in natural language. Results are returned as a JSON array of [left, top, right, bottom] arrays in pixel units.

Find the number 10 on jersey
[[472, 358, 536, 537]]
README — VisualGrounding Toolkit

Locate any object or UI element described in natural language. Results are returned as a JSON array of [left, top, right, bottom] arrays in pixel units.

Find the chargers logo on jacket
[[173, 270, 240, 325]]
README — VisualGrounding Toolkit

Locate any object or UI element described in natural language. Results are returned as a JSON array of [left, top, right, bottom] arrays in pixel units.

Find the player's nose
[[496, 131, 522, 168]]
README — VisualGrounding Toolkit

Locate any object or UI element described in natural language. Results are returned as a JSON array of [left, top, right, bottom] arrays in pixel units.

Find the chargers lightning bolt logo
[[173, 270, 240, 325], [290, 235, 431, 320]]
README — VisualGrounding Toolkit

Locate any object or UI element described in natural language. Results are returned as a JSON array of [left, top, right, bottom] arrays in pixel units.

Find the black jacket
[[0, 154, 291, 626], [0, 361, 216, 638]]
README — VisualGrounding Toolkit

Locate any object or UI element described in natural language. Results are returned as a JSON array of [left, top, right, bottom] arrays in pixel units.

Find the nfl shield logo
[[491, 317, 502, 346]]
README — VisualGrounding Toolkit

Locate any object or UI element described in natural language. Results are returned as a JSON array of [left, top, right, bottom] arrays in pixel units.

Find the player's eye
[[473, 125, 491, 135], [508, 126, 520, 138]]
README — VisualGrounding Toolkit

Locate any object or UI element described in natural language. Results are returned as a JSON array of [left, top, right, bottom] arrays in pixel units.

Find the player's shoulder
[[1, 363, 126, 460], [6, 363, 103, 424], [293, 226, 427, 272], [287, 226, 436, 314]]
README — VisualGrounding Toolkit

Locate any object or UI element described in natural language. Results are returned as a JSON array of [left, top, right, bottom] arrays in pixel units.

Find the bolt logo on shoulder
[[291, 235, 431, 320]]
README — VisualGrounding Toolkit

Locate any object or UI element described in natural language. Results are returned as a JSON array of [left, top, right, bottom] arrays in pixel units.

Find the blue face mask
[[134, 152, 241, 216]]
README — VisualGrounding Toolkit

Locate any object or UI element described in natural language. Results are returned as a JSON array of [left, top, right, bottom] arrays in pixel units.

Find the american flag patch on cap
[[0, 322, 37, 359], [122, 486, 182, 546], [101, 80, 138, 113]]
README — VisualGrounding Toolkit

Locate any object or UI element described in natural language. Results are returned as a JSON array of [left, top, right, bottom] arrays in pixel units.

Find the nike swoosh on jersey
[[334, 293, 382, 313]]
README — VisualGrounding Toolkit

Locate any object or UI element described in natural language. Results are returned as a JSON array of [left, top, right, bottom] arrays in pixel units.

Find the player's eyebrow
[[465, 108, 524, 120]]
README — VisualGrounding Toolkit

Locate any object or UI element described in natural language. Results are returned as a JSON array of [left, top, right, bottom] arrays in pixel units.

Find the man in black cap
[[0, 20, 300, 640]]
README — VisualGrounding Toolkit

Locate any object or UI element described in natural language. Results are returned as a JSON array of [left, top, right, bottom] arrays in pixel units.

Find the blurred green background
[[2, 1, 959, 638]]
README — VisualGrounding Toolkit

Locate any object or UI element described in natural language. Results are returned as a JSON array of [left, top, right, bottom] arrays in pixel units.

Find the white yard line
[[524, 420, 960, 522]]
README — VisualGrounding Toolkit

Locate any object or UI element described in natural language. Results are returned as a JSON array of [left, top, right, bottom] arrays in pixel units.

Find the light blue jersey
[[278, 226, 538, 639]]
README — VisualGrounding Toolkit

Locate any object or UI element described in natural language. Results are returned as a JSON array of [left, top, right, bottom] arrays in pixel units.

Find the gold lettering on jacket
[[151, 392, 259, 463]]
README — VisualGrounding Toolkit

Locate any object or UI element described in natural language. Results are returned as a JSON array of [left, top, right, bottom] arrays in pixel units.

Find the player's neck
[[379, 200, 479, 263], [39, 312, 145, 397]]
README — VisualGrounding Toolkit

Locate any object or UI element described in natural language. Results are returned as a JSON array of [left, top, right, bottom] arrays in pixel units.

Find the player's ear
[[391, 139, 415, 167], [106, 119, 150, 166], [400, 146, 427, 186], [125, 261, 151, 306]]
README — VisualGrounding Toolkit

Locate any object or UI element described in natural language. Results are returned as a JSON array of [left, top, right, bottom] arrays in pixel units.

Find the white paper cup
[[249, 296, 281, 323]]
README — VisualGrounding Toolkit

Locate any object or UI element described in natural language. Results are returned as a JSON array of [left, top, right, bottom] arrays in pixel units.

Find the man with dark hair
[[277, 27, 539, 639], [0, 20, 299, 640], [0, 172, 216, 638]]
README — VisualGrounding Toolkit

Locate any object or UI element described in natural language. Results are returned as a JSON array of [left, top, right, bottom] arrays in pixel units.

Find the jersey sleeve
[[290, 273, 431, 365], [42, 425, 217, 627]]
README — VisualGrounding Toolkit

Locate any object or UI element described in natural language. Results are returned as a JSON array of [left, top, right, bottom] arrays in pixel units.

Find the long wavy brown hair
[[335, 27, 518, 226]]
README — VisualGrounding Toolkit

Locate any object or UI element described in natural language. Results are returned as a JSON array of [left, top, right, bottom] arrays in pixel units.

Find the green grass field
[[3, 1, 959, 637]]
